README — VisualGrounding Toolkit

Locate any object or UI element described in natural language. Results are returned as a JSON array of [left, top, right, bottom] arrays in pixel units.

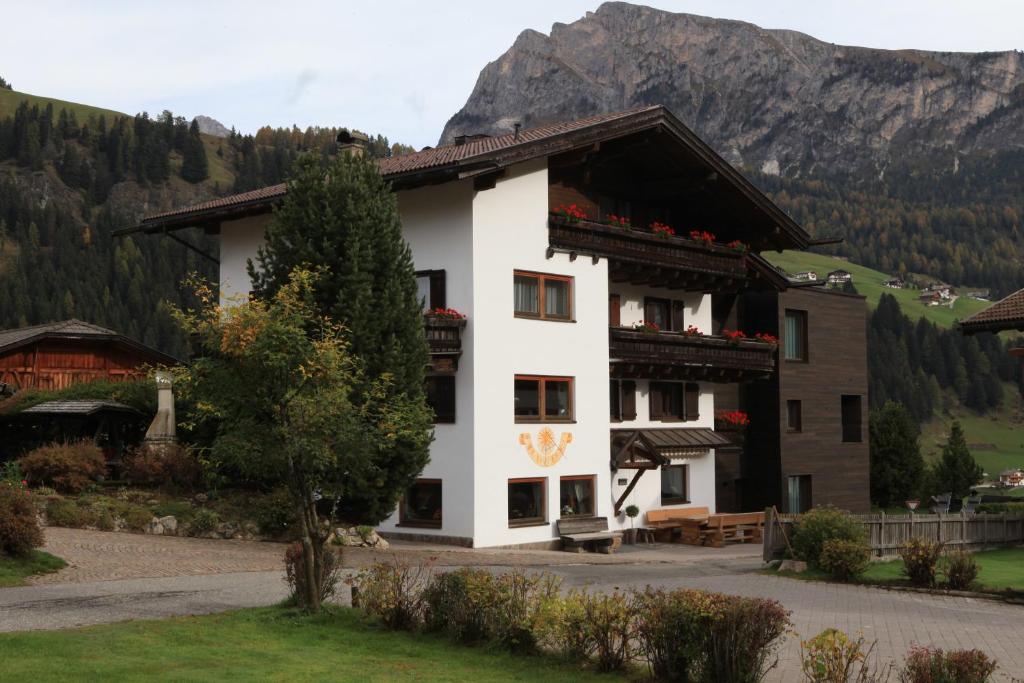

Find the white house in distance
[[121, 106, 825, 548]]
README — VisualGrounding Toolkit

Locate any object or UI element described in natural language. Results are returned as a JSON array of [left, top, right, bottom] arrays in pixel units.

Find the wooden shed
[[0, 319, 177, 393]]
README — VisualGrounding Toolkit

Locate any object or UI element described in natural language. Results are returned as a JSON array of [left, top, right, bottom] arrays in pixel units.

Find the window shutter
[[429, 271, 447, 310], [644, 299, 657, 325], [671, 301, 686, 332], [684, 383, 700, 421], [622, 381, 636, 420], [649, 383, 663, 420], [609, 294, 621, 327]]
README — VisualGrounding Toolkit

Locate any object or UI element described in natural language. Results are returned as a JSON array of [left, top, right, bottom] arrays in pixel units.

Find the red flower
[[606, 214, 631, 228], [649, 221, 675, 238], [552, 204, 588, 221], [689, 230, 717, 245], [716, 410, 750, 428], [682, 325, 702, 337], [721, 328, 747, 342], [428, 307, 466, 320], [754, 332, 778, 345], [726, 239, 748, 253], [633, 321, 661, 333]]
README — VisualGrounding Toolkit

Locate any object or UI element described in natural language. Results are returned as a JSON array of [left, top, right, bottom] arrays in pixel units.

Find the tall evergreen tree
[[249, 152, 431, 523], [932, 421, 983, 499], [869, 401, 925, 507], [181, 119, 209, 183]]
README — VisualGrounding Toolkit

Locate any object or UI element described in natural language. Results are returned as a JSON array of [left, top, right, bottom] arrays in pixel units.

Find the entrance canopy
[[611, 427, 733, 469]]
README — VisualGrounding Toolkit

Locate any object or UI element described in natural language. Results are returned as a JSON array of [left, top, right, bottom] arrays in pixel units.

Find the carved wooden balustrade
[[609, 327, 775, 382]]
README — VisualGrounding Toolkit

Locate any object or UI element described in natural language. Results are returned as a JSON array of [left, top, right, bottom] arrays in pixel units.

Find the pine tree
[[932, 421, 983, 499], [869, 401, 925, 507], [249, 152, 430, 523], [181, 119, 209, 183]]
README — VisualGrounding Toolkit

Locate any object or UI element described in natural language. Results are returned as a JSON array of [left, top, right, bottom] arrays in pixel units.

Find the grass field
[[920, 398, 1024, 476], [0, 550, 66, 587], [779, 548, 1024, 593], [0, 88, 125, 125], [764, 250, 990, 328], [0, 607, 621, 682]]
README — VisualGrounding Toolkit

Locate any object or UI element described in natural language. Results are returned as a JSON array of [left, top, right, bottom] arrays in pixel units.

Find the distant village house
[[999, 469, 1024, 488]]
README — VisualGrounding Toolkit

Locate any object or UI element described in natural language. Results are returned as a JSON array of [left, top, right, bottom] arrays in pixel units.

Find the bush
[[633, 587, 712, 680], [800, 628, 891, 683], [422, 568, 495, 643], [0, 480, 43, 557], [792, 507, 866, 567], [45, 498, 97, 528], [942, 550, 979, 591], [536, 590, 592, 661], [485, 570, 561, 653], [705, 593, 791, 683], [251, 488, 295, 537], [819, 539, 871, 581], [355, 558, 431, 631], [284, 542, 341, 609], [121, 445, 200, 490], [188, 508, 219, 536], [119, 505, 154, 532], [575, 590, 636, 673], [19, 441, 106, 493], [900, 646, 996, 683], [899, 538, 944, 587]]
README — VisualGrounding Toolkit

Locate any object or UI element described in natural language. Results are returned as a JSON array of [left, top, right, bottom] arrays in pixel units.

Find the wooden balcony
[[425, 316, 466, 373], [548, 216, 748, 292], [609, 327, 775, 382]]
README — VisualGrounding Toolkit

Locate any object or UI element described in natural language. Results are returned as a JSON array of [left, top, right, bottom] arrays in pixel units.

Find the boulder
[[779, 559, 808, 573], [146, 518, 165, 535], [157, 516, 178, 534], [374, 536, 390, 550]]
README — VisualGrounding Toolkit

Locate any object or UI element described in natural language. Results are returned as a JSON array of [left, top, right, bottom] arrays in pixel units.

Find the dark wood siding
[[0, 340, 164, 391]]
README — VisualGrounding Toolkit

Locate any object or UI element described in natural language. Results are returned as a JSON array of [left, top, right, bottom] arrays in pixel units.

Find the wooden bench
[[557, 516, 621, 554], [645, 507, 710, 543], [701, 512, 765, 547]]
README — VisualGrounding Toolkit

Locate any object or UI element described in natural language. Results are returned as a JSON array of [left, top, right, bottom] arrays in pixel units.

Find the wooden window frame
[[786, 399, 802, 433], [783, 309, 809, 362], [508, 477, 548, 527], [649, 381, 698, 422], [644, 296, 672, 330], [559, 474, 596, 518], [425, 374, 456, 424], [399, 478, 442, 528], [514, 375, 574, 423], [513, 270, 574, 321], [610, 379, 637, 422], [660, 464, 690, 506], [415, 269, 446, 311]]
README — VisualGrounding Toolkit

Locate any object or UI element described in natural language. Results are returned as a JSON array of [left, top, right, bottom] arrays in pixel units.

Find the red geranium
[[715, 410, 750, 428], [650, 221, 675, 238], [606, 214, 631, 228], [427, 307, 466, 320], [552, 204, 588, 222], [727, 239, 748, 253], [633, 321, 661, 333], [689, 230, 716, 245], [721, 328, 747, 342], [754, 332, 778, 345]]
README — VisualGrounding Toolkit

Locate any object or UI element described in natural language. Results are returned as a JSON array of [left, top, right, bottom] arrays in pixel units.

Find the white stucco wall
[[218, 214, 269, 303]]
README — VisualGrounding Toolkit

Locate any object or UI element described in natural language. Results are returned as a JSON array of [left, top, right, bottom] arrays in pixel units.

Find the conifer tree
[[932, 421, 983, 499], [249, 152, 431, 523], [869, 401, 925, 506], [181, 119, 208, 183]]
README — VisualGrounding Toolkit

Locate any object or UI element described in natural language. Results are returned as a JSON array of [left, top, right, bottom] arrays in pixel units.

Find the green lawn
[[0, 88, 126, 124], [764, 251, 990, 328], [778, 548, 1024, 593], [0, 550, 66, 587], [920, 402, 1024, 477], [0, 607, 622, 682]]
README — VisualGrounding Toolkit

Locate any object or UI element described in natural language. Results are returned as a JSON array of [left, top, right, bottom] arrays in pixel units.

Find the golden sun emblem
[[519, 427, 573, 467]]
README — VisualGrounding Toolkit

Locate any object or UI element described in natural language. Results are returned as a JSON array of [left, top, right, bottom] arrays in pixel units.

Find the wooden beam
[[614, 468, 647, 515]]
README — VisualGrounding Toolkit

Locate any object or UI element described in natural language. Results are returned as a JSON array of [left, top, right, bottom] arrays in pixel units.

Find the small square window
[[401, 479, 442, 528], [509, 478, 546, 526], [786, 400, 802, 432], [660, 465, 689, 505], [515, 376, 573, 422], [559, 476, 595, 517], [514, 271, 572, 320]]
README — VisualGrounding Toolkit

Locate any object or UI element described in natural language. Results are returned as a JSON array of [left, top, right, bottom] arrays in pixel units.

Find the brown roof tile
[[960, 289, 1024, 333]]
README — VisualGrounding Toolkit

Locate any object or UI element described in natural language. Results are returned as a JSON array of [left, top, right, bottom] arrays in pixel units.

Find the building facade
[[123, 106, 869, 547]]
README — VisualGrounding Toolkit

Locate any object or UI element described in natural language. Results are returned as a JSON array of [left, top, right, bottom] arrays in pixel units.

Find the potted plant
[[721, 328, 747, 344], [624, 504, 640, 544], [689, 229, 716, 246], [726, 239, 748, 254], [650, 221, 675, 239], [605, 213, 631, 229], [551, 204, 588, 223], [633, 321, 661, 334]]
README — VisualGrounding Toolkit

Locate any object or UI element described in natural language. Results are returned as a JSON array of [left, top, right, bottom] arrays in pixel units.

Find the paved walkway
[[5, 529, 1022, 680]]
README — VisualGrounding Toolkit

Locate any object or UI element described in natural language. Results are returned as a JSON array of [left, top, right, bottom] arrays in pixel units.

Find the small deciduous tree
[[174, 269, 432, 612], [868, 401, 924, 507], [932, 421, 982, 500]]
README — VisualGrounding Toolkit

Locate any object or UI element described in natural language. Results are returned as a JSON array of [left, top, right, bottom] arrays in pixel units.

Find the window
[[644, 297, 686, 331], [649, 382, 699, 422], [415, 270, 446, 311], [841, 395, 862, 442], [661, 465, 689, 505], [560, 475, 595, 517], [610, 379, 636, 422], [514, 271, 572, 320], [786, 400, 802, 432], [787, 475, 812, 513], [425, 375, 455, 424], [515, 375, 573, 422], [401, 479, 442, 527], [784, 309, 808, 361], [508, 478, 546, 526]]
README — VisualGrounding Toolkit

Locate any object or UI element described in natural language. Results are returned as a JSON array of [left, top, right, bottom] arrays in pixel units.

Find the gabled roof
[[958, 289, 1024, 334], [0, 319, 178, 364], [115, 105, 812, 249]]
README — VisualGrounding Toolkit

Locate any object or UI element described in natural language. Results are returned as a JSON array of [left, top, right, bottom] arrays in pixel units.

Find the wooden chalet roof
[[115, 105, 812, 249], [612, 427, 734, 467], [20, 400, 141, 416], [958, 289, 1024, 334], [0, 319, 178, 364]]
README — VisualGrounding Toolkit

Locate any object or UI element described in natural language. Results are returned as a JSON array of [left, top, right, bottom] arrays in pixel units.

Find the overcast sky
[[4, 1, 1021, 148]]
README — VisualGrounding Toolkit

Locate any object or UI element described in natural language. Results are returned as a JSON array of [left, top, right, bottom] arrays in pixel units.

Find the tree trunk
[[297, 497, 321, 613]]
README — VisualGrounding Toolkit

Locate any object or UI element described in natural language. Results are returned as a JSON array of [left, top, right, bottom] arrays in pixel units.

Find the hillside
[[0, 88, 124, 125], [442, 2, 1024, 299], [765, 250, 991, 328]]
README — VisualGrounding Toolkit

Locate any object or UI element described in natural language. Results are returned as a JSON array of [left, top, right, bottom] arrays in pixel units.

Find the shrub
[[900, 646, 996, 683], [819, 539, 871, 581], [800, 628, 891, 683], [95, 510, 116, 531], [45, 498, 97, 528], [899, 538, 944, 587], [188, 508, 220, 536], [792, 507, 866, 567], [121, 445, 200, 490], [705, 593, 791, 683], [283, 542, 341, 609], [422, 568, 495, 643], [942, 550, 979, 591], [19, 441, 106, 493], [355, 558, 431, 631], [0, 480, 43, 557], [536, 590, 592, 661], [486, 570, 561, 653], [633, 587, 711, 680], [251, 488, 295, 537], [120, 505, 154, 532], [575, 590, 636, 673]]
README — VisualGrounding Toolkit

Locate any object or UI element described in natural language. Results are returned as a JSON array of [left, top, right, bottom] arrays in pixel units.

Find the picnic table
[[643, 508, 764, 547]]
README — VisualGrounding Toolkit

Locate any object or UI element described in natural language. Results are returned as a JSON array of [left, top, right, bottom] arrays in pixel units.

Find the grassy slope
[[765, 250, 990, 328], [0, 607, 621, 682], [0, 550, 66, 587], [920, 399, 1024, 476], [0, 88, 125, 124]]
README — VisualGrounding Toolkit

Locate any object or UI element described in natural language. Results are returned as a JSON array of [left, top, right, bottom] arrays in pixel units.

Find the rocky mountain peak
[[194, 115, 231, 138]]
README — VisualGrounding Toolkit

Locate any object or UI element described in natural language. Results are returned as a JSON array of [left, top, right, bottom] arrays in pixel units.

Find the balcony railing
[[425, 316, 466, 373], [609, 327, 775, 382], [548, 216, 748, 291]]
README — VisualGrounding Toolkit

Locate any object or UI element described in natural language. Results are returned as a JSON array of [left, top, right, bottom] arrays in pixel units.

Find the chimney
[[144, 371, 176, 445], [513, 122, 521, 140], [337, 128, 369, 157], [454, 133, 492, 147]]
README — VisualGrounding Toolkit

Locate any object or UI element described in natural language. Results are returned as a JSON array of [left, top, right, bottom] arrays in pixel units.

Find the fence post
[[938, 513, 943, 544], [880, 510, 886, 553], [962, 511, 967, 548]]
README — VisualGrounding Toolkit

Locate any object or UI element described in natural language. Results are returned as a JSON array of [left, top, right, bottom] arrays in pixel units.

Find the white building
[[123, 107, 815, 548]]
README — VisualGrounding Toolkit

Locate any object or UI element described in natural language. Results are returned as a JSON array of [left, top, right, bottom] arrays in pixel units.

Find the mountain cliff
[[442, 2, 1024, 178]]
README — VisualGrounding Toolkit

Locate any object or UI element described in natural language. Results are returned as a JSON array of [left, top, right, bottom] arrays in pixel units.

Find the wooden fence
[[763, 507, 1024, 561]]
